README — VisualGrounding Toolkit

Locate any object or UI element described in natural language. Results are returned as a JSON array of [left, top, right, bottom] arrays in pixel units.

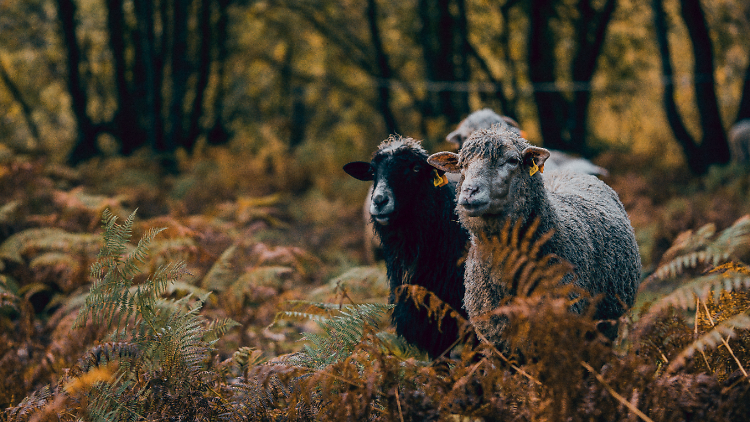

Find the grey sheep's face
[[457, 154, 522, 217], [429, 127, 550, 220]]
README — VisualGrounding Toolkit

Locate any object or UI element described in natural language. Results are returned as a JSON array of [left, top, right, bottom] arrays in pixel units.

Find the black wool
[[344, 136, 470, 359]]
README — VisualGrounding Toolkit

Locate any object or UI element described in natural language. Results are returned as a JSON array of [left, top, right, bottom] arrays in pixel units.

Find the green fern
[[67, 209, 239, 420], [279, 301, 394, 369], [86, 372, 144, 422]]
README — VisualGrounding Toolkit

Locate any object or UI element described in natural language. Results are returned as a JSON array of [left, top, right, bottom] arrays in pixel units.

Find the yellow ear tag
[[529, 160, 544, 176], [433, 170, 449, 187]]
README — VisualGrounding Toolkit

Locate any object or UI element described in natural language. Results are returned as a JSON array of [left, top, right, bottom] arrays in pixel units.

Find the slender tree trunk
[[107, 0, 146, 155], [56, 0, 99, 164], [528, 0, 567, 151], [367, 0, 399, 134], [131, 0, 160, 153], [207, 0, 231, 146], [185, 0, 213, 150], [679, 0, 729, 166], [165, 0, 189, 153], [652, 0, 698, 159], [568, 0, 616, 154], [0, 61, 41, 144], [653, 0, 730, 174], [418, 0, 470, 123], [737, 59, 750, 121]]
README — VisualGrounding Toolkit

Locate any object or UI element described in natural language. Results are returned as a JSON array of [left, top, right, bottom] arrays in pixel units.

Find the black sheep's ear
[[343, 161, 374, 181]]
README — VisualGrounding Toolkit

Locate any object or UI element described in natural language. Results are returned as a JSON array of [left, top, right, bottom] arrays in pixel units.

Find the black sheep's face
[[344, 149, 445, 226]]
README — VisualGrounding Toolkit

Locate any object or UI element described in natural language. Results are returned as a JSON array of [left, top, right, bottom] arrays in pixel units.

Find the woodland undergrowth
[[1, 150, 750, 420]]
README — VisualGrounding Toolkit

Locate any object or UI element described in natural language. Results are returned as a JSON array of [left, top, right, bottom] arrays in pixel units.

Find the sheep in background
[[344, 136, 470, 358], [446, 108, 609, 177], [428, 125, 641, 346], [729, 119, 750, 164]]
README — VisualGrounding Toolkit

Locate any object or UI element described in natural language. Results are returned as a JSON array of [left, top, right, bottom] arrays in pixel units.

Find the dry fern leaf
[[0, 227, 102, 264], [667, 313, 750, 374], [648, 215, 750, 283], [394, 284, 467, 333], [644, 272, 750, 318]]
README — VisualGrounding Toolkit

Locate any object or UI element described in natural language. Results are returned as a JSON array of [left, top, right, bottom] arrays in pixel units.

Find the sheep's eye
[[506, 157, 520, 165], [412, 165, 422, 173]]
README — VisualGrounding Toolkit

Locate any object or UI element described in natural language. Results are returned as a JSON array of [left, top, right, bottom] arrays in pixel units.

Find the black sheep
[[344, 135, 470, 358]]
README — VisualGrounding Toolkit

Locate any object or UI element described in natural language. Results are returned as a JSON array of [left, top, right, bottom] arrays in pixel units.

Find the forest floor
[[2, 143, 750, 419]]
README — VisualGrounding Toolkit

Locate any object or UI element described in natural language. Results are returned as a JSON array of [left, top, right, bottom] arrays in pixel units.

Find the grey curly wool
[[428, 125, 641, 346]]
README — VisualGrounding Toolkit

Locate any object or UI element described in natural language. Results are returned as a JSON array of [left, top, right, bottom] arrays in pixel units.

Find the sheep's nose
[[461, 184, 480, 198], [373, 193, 389, 208]]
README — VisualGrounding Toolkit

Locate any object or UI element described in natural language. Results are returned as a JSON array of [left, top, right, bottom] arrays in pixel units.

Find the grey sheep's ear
[[445, 129, 462, 147], [427, 152, 461, 173], [343, 161, 374, 181], [521, 146, 550, 168]]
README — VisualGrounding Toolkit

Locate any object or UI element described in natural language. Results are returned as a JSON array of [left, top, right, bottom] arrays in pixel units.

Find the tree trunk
[[528, 0, 567, 151], [0, 61, 41, 144], [679, 0, 729, 166], [56, 0, 100, 165], [652, 0, 730, 174], [734, 37, 750, 121], [207, 0, 231, 146], [568, 0, 616, 154], [418, 0, 470, 123], [185, 0, 213, 150], [128, 0, 161, 154], [165, 0, 189, 153], [107, 0, 146, 155], [367, 0, 399, 134]]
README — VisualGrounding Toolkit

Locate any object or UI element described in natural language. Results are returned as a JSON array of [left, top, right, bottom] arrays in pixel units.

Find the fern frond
[[75, 342, 140, 373], [123, 226, 167, 279], [667, 314, 750, 373], [87, 371, 143, 422], [203, 317, 241, 344], [375, 331, 429, 361], [281, 301, 393, 369], [645, 272, 750, 316], [4, 385, 54, 420], [200, 244, 238, 291], [649, 215, 750, 282], [278, 310, 331, 323], [0, 227, 102, 264]]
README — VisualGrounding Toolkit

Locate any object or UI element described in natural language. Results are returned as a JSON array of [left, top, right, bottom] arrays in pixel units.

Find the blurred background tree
[[653, 0, 733, 174], [0, 0, 748, 174], [54, 0, 233, 166]]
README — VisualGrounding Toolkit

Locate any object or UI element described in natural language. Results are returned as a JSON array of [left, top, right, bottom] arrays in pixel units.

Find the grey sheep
[[446, 108, 609, 177], [427, 124, 641, 346], [729, 119, 750, 164]]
